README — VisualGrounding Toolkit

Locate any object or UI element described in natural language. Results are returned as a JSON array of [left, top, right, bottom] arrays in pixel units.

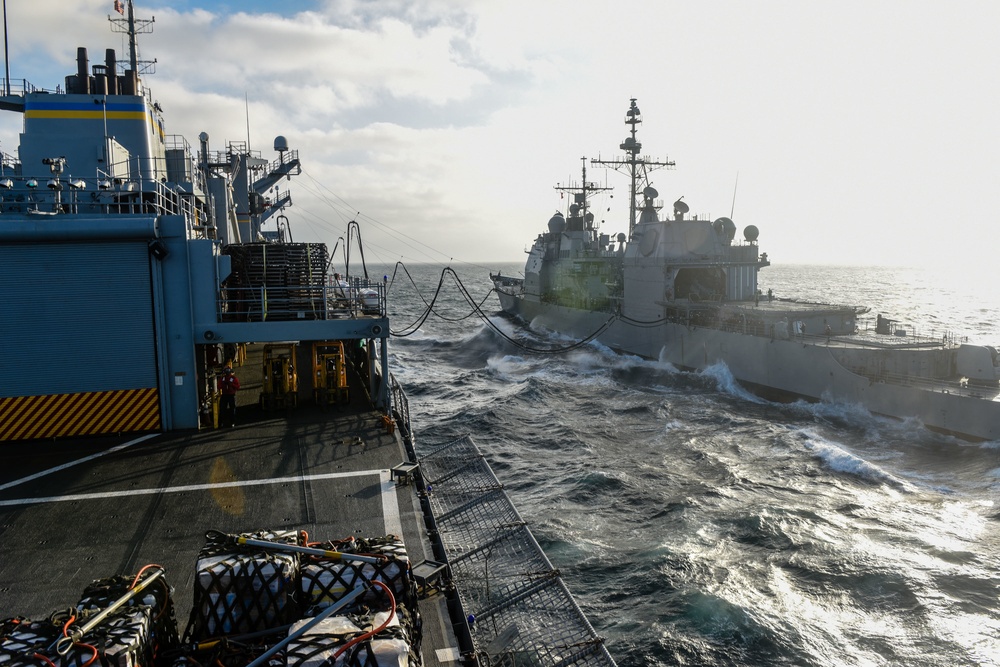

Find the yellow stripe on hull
[[0, 389, 161, 442], [24, 110, 150, 121]]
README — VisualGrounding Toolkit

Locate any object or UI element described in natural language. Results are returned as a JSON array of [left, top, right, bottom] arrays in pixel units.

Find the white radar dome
[[548, 211, 566, 233]]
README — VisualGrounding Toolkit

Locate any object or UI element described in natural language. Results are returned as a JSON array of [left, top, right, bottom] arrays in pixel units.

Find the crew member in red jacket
[[218, 366, 240, 427]]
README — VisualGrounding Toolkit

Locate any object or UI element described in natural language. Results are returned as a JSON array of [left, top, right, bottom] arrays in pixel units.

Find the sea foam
[[800, 431, 916, 492]]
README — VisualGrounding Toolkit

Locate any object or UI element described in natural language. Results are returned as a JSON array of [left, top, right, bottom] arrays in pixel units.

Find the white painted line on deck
[[0, 433, 160, 492], [0, 469, 389, 508], [435, 648, 461, 663], [380, 470, 402, 537]]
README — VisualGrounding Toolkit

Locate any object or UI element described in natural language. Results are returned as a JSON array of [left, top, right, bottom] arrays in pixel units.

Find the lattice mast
[[591, 98, 675, 233], [109, 0, 156, 77], [554, 157, 613, 229]]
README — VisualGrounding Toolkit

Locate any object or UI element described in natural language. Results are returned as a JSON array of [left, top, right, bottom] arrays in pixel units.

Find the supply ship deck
[[0, 347, 461, 663], [0, 348, 618, 667]]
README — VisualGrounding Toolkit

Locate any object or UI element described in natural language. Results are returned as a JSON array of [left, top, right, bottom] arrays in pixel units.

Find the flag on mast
[[114, 1, 124, 15]]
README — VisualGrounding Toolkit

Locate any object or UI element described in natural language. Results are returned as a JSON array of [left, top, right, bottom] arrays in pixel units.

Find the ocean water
[[379, 262, 1000, 667]]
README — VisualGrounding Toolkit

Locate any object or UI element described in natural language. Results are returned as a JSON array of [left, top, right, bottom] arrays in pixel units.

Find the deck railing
[[841, 364, 998, 397], [220, 279, 387, 322], [664, 306, 964, 350], [389, 373, 412, 445], [0, 177, 199, 220]]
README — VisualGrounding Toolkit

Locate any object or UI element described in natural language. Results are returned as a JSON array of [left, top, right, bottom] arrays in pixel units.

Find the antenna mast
[[592, 98, 674, 234], [109, 1, 156, 78], [554, 157, 613, 230], [2, 0, 10, 96], [731, 171, 739, 217]]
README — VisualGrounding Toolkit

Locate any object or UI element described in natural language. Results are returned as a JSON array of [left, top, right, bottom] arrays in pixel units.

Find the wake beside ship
[[492, 98, 1000, 442]]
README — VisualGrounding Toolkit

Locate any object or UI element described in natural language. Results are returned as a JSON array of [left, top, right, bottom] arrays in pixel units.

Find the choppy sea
[[379, 262, 1000, 667]]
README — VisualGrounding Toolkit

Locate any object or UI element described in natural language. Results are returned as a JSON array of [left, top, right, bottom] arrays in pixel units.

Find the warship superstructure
[[493, 99, 1000, 442]]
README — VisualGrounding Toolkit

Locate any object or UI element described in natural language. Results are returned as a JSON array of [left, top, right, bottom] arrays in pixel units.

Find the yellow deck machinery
[[312, 341, 349, 408], [260, 343, 298, 410]]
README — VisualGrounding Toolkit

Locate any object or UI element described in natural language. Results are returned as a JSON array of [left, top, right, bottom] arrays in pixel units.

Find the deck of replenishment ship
[[0, 347, 462, 665]]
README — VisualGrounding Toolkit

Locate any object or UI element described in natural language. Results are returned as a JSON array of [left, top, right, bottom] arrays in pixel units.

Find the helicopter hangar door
[[0, 241, 161, 441]]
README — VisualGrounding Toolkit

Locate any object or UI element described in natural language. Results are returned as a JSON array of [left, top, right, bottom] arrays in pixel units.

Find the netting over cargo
[[0, 616, 93, 667], [419, 435, 617, 667], [184, 529, 301, 641], [284, 607, 420, 667], [0, 570, 179, 667], [78, 572, 181, 664], [300, 536, 418, 616], [177, 529, 423, 666]]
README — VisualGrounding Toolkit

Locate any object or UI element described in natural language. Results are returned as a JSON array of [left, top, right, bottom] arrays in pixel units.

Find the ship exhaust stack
[[78, 47, 90, 94], [67, 47, 91, 94], [105, 49, 118, 95]]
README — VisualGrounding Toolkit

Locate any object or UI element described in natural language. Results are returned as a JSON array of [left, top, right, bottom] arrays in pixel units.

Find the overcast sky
[[2, 1, 998, 271]]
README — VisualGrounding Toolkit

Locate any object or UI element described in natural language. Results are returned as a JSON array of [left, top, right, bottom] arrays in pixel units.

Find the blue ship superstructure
[[0, 2, 388, 440]]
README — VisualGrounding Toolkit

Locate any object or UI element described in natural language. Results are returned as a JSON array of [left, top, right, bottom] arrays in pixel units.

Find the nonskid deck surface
[[0, 364, 456, 662], [0, 408, 411, 614]]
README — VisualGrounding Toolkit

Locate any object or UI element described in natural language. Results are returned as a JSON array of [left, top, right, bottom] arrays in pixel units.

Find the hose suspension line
[[388, 262, 494, 324], [387, 263, 621, 354]]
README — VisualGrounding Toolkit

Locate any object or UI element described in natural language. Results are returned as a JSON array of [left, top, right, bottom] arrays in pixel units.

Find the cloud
[[2, 0, 999, 268], [152, 10, 491, 112]]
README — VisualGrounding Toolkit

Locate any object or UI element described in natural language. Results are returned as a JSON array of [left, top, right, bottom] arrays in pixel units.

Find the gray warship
[[492, 99, 1000, 442]]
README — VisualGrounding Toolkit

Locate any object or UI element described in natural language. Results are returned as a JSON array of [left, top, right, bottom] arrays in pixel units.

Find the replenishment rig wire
[[388, 263, 620, 354]]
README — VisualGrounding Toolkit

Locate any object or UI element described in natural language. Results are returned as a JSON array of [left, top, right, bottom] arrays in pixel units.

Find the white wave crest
[[485, 316, 522, 340], [485, 354, 533, 375], [801, 431, 916, 491], [793, 396, 876, 424], [655, 346, 680, 371], [697, 361, 767, 404]]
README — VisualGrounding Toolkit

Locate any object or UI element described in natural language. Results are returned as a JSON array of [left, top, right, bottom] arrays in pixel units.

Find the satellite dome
[[616, 233, 627, 243], [548, 211, 566, 233], [274, 135, 289, 152], [743, 225, 760, 242], [569, 203, 580, 216], [584, 211, 595, 224], [712, 216, 736, 241]]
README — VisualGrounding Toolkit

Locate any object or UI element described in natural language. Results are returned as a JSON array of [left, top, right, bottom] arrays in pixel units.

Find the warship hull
[[497, 291, 1000, 442]]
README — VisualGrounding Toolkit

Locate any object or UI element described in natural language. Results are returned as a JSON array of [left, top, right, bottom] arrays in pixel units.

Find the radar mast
[[592, 98, 674, 233], [554, 157, 613, 232], [109, 1, 156, 78]]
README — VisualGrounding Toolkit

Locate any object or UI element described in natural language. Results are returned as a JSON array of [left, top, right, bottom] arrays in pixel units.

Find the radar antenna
[[109, 1, 157, 77], [554, 157, 613, 231], [591, 98, 675, 233]]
